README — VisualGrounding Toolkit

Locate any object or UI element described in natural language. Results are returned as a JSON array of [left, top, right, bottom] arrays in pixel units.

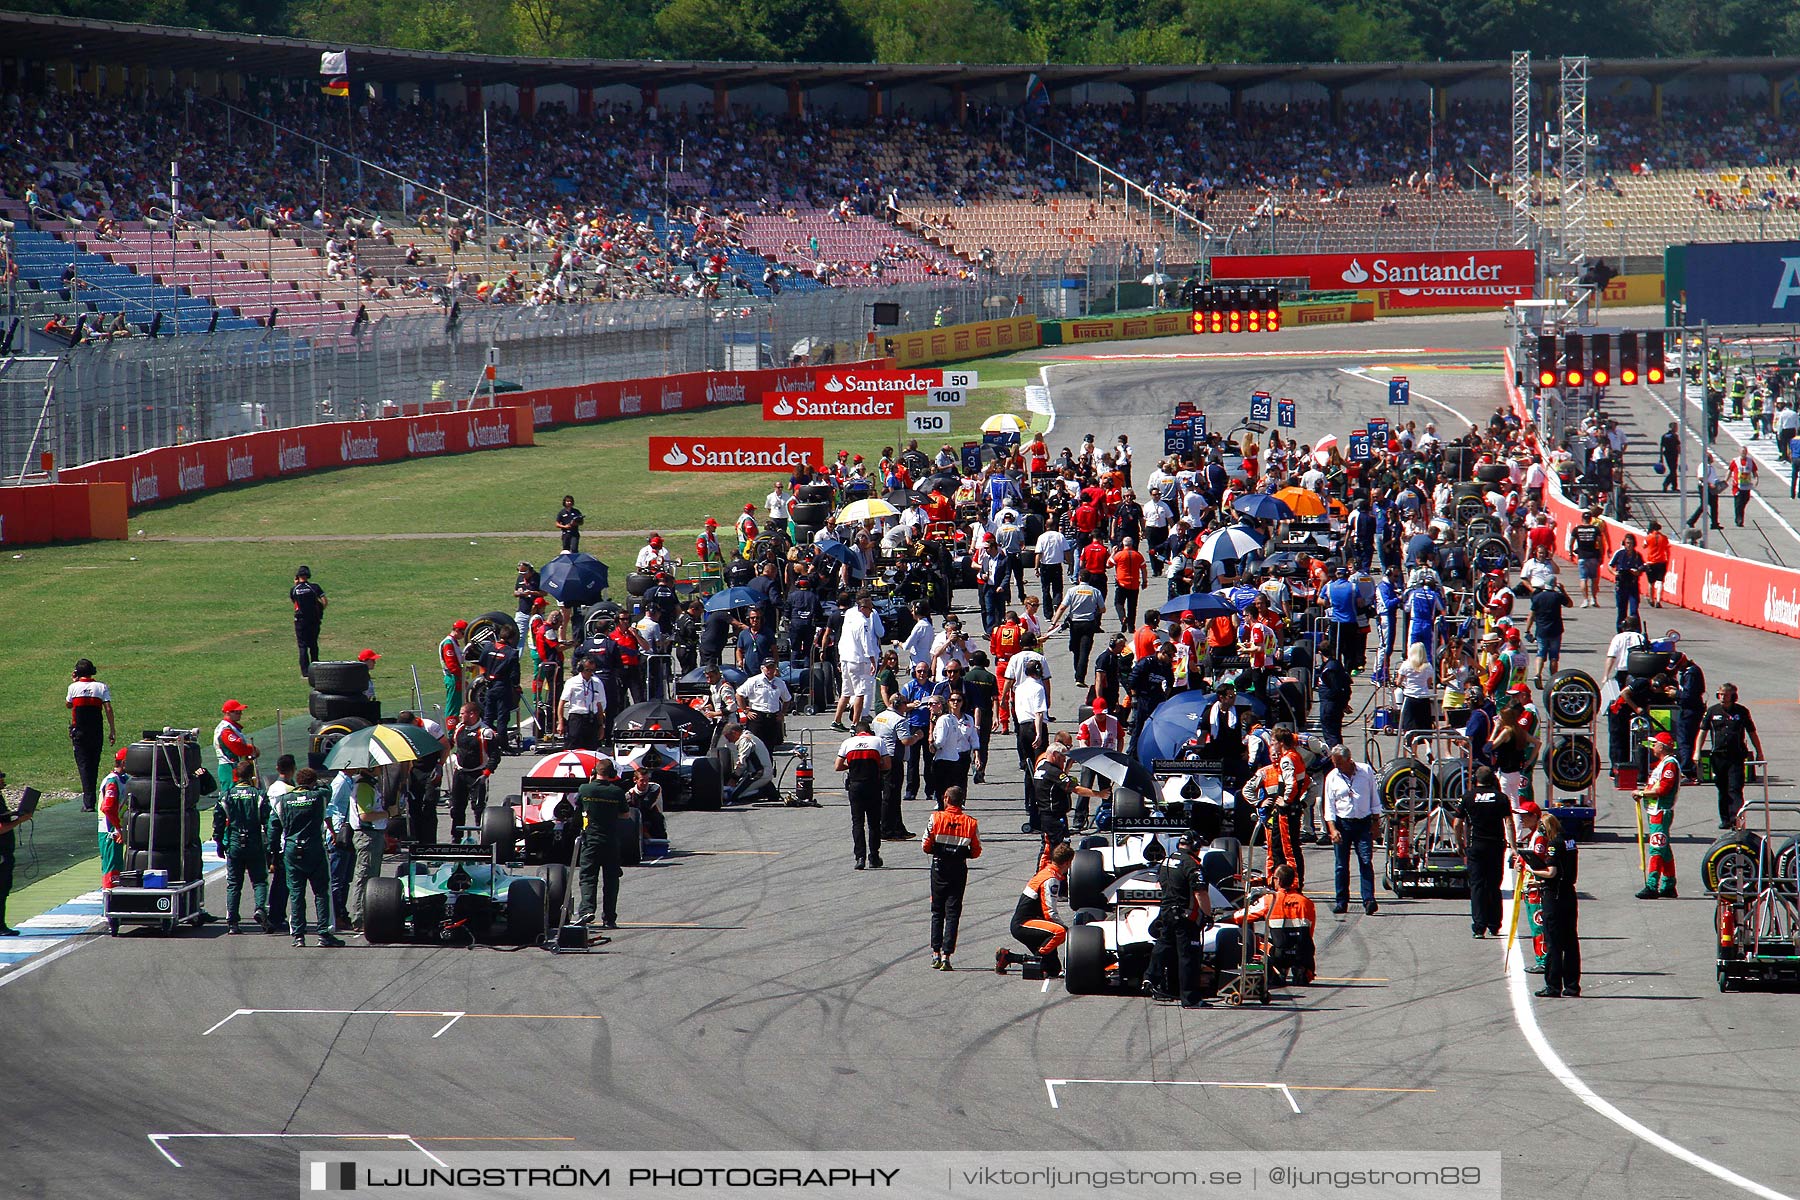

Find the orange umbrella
[[1273, 487, 1326, 518]]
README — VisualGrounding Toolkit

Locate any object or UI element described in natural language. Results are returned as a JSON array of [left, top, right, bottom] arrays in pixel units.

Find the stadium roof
[[7, 10, 1800, 93]]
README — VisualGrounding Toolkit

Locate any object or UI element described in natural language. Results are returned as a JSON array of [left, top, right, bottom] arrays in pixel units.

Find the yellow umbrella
[[980, 413, 1030, 434], [837, 497, 900, 523], [1272, 487, 1326, 518]]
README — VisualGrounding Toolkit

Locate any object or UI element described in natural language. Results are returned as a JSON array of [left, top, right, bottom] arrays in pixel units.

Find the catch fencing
[[2, 262, 1075, 481]]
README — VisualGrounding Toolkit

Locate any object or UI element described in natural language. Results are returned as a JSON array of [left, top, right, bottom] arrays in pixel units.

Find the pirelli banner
[[887, 316, 1041, 369], [1046, 311, 1191, 345], [1212, 250, 1536, 314]]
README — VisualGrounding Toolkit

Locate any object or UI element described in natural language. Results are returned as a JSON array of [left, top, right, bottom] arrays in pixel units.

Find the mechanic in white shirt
[[930, 618, 972, 681], [1075, 698, 1123, 749], [1034, 526, 1070, 607], [558, 658, 607, 750], [1322, 746, 1382, 915], [1182, 487, 1209, 528], [901, 605, 937, 671], [722, 722, 777, 805], [833, 591, 885, 731], [634, 534, 678, 574], [1004, 648, 1051, 712], [1011, 659, 1051, 777], [735, 658, 792, 749], [1518, 545, 1558, 592], [766, 483, 791, 524]]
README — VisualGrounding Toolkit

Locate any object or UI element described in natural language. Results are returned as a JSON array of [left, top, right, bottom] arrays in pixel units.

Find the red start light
[[1621, 367, 1638, 385], [1539, 369, 1557, 387], [1647, 366, 1665, 383], [1567, 369, 1584, 387], [1593, 368, 1610, 386]]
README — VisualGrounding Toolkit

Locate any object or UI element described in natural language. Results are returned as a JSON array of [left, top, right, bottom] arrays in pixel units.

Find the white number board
[[906, 411, 951, 435], [925, 387, 968, 408], [942, 370, 979, 389]]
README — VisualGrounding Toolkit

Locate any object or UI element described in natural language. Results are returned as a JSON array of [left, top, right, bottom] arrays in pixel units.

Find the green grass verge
[[0, 356, 1046, 804]]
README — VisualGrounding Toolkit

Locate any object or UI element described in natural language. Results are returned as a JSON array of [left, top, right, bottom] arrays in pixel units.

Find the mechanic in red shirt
[[1077, 537, 1111, 593]]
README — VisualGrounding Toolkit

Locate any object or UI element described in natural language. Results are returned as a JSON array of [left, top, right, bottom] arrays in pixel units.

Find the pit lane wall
[[1504, 349, 1800, 639]]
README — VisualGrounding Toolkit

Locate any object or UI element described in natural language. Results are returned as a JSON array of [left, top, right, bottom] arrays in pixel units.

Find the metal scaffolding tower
[[1559, 55, 1589, 269], [1511, 52, 1532, 249]]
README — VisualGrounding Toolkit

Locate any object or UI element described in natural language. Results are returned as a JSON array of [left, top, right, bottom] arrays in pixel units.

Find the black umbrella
[[1066, 747, 1159, 797], [538, 552, 610, 605], [611, 700, 713, 746], [924, 474, 961, 497], [885, 487, 928, 507]]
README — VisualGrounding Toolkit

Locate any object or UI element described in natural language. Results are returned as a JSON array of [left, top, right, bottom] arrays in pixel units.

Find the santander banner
[[1503, 349, 1800, 640], [762, 392, 901, 421], [650, 436, 825, 474], [814, 368, 977, 394], [1212, 251, 1536, 310]]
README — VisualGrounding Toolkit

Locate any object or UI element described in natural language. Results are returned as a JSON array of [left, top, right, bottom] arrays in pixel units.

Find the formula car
[[609, 701, 723, 811], [361, 841, 566, 947]]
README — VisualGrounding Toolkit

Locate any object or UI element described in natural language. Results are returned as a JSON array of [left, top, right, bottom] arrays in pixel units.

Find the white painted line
[[1040, 977, 1051, 993], [202, 1008, 466, 1035], [1046, 347, 1447, 363], [148, 1132, 441, 1169], [1638, 385, 1800, 552], [0, 939, 85, 990], [1337, 367, 1471, 425], [1045, 1078, 1301, 1113], [1502, 873, 1796, 1200], [21, 912, 107, 930]]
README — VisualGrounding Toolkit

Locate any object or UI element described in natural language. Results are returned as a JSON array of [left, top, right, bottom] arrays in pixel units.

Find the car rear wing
[[398, 842, 505, 864]]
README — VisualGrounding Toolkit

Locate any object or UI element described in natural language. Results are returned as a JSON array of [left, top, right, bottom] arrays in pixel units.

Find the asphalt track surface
[[3, 315, 1797, 1200]]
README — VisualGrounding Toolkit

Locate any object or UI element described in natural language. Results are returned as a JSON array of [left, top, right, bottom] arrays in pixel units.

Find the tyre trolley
[[1713, 789, 1800, 992], [1377, 729, 1470, 897]]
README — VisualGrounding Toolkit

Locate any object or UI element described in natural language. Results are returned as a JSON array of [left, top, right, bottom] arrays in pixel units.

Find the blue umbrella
[[812, 538, 861, 568], [1135, 690, 1270, 767], [704, 586, 764, 613], [1157, 591, 1236, 620], [537, 552, 610, 604], [1233, 492, 1294, 522]]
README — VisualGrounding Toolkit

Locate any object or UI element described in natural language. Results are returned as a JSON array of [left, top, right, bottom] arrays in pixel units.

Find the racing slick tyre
[[616, 809, 644, 867], [544, 864, 571, 925], [127, 848, 194, 876], [1079, 835, 1107, 850], [1433, 760, 1469, 801], [1626, 649, 1674, 680], [309, 689, 380, 722], [480, 804, 520, 853], [1547, 669, 1602, 727], [506, 877, 547, 945], [583, 602, 624, 639], [1472, 537, 1512, 571], [686, 759, 723, 812], [126, 777, 192, 812], [1069, 849, 1110, 911], [1462, 513, 1500, 543], [1380, 761, 1432, 812], [466, 677, 490, 716], [363, 878, 406, 944], [310, 717, 373, 766], [789, 501, 830, 530], [127, 812, 188, 849], [122, 740, 202, 778], [1063, 923, 1107, 995], [1113, 790, 1147, 824], [1475, 464, 1510, 486], [1544, 734, 1600, 791], [1703, 831, 1770, 896], [306, 660, 371, 695], [1452, 481, 1488, 504], [464, 612, 515, 651], [625, 572, 655, 598]]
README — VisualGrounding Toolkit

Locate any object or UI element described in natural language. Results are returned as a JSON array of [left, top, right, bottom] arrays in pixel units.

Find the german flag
[[321, 77, 349, 97]]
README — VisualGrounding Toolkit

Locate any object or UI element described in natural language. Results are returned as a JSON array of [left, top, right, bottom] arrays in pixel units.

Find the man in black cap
[[574, 760, 628, 929], [290, 566, 327, 677], [1148, 833, 1211, 1008]]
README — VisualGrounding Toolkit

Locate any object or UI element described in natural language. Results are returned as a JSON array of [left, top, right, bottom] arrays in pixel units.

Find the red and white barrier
[[1505, 350, 1800, 639]]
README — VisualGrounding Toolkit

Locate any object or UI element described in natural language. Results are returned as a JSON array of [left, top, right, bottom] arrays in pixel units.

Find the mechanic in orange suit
[[1002, 842, 1073, 977], [1237, 864, 1317, 984]]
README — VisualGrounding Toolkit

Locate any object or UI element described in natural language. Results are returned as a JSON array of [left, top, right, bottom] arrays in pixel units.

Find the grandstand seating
[[5, 225, 260, 335], [738, 209, 963, 286], [1563, 168, 1800, 258], [898, 198, 1192, 270]]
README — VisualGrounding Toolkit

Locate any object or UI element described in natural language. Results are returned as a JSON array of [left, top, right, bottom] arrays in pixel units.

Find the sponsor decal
[[407, 423, 447, 455], [573, 398, 598, 421], [705, 378, 747, 406], [773, 373, 814, 393], [1297, 305, 1349, 325], [131, 468, 160, 504], [225, 449, 256, 483], [660, 386, 684, 411], [761, 393, 901, 421], [340, 429, 381, 462], [1775, 258, 1800, 309], [277, 439, 308, 473], [1344, 255, 1505, 286], [819, 372, 940, 394], [619, 389, 643, 415], [176, 455, 207, 493], [466, 417, 512, 449], [1702, 570, 1732, 610], [1765, 584, 1800, 630], [532, 402, 554, 426], [649, 436, 823, 473]]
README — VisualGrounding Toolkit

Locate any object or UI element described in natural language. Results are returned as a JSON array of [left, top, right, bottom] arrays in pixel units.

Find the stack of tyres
[[1544, 669, 1602, 838], [308, 661, 379, 724], [121, 739, 209, 882], [789, 488, 832, 548]]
